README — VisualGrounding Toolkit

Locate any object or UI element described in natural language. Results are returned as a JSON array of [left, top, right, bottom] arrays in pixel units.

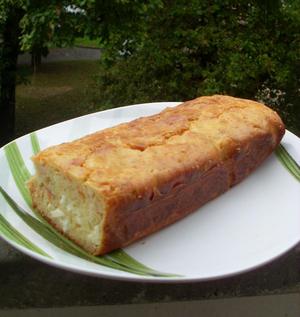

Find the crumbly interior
[[29, 164, 104, 254]]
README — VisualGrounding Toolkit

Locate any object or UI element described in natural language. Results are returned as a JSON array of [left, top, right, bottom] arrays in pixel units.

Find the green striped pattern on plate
[[30, 132, 41, 154], [0, 213, 50, 258], [275, 144, 300, 182], [1, 133, 176, 277], [4, 143, 32, 207], [1, 133, 298, 277]]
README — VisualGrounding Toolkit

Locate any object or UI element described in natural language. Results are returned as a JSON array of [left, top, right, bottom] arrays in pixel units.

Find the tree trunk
[[0, 8, 22, 146], [31, 51, 42, 73]]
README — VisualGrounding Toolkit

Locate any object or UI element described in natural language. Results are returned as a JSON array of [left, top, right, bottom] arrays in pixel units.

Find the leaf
[[0, 213, 50, 258], [275, 144, 300, 182], [30, 132, 40, 154], [4, 142, 32, 207], [2, 137, 176, 277], [0, 185, 175, 276]]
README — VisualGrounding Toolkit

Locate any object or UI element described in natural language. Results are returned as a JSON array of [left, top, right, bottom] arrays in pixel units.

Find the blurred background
[[0, 0, 299, 146]]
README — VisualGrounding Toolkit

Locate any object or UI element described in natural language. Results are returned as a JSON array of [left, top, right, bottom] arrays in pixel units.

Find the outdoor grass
[[74, 37, 101, 49], [16, 60, 103, 138]]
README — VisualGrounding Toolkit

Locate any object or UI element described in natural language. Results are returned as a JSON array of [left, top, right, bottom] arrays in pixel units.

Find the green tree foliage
[[0, 0, 159, 145], [96, 0, 300, 134], [1, 0, 299, 146]]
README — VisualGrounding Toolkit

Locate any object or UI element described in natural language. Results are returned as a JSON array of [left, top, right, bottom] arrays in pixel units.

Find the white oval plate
[[0, 102, 299, 283]]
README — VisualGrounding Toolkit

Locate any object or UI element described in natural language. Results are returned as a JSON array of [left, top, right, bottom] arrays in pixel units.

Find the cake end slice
[[27, 163, 105, 255]]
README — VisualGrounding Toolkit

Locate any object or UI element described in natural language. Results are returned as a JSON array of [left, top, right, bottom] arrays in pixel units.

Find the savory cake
[[27, 95, 285, 255]]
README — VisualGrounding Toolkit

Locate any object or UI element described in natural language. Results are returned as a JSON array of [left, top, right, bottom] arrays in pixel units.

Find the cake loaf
[[28, 95, 285, 255]]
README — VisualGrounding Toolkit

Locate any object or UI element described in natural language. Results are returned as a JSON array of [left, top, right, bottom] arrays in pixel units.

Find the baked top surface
[[32, 95, 284, 201]]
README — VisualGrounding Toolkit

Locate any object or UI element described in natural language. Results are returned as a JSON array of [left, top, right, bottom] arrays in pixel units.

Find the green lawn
[[16, 60, 103, 137], [74, 37, 101, 49]]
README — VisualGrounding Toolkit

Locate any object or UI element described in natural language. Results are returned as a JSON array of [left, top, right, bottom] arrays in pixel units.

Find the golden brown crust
[[30, 95, 285, 255], [98, 131, 280, 254]]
